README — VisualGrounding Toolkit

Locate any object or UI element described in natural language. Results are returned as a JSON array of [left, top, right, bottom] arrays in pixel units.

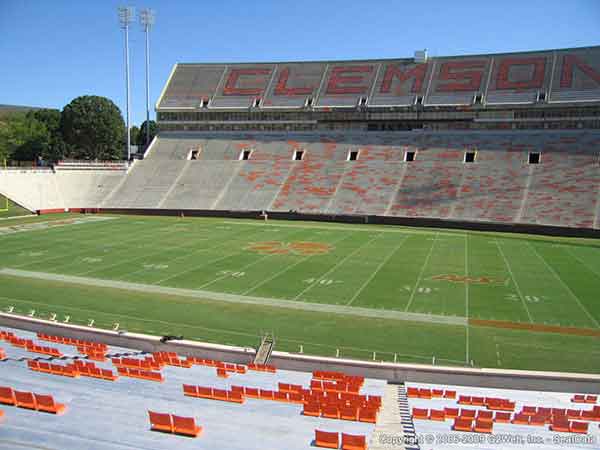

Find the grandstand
[[1, 45, 600, 449], [1, 46, 600, 233]]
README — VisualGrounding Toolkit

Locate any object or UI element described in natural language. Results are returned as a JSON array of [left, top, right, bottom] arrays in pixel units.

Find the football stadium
[[1, 3, 600, 449]]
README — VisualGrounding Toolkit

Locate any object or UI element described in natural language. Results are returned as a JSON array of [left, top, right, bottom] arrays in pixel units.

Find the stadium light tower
[[139, 8, 155, 149], [118, 6, 135, 161]]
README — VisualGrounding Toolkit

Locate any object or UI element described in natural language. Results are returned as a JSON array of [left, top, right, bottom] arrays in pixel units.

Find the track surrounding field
[[0, 214, 599, 373]]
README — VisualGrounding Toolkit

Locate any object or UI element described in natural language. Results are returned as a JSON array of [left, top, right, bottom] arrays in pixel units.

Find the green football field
[[0, 194, 31, 218], [0, 213, 599, 374]]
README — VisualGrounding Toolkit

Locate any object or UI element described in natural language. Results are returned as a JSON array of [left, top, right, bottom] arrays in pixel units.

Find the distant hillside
[[0, 104, 54, 119]]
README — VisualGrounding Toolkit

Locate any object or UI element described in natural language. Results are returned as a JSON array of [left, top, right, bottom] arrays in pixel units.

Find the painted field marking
[[222, 220, 465, 238], [528, 242, 600, 329], [563, 246, 600, 280], [0, 268, 469, 326], [85, 223, 262, 281], [196, 254, 272, 290], [404, 232, 439, 312], [345, 235, 409, 306], [465, 234, 470, 364], [495, 239, 534, 323], [154, 238, 263, 285], [241, 233, 356, 296], [8, 219, 165, 270], [302, 278, 343, 286], [292, 233, 384, 301]]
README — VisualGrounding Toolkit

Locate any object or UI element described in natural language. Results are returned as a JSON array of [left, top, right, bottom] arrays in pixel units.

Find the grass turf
[[0, 213, 599, 373], [0, 195, 32, 218]]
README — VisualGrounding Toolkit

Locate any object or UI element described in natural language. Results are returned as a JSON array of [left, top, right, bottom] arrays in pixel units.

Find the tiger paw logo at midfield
[[430, 274, 506, 285], [245, 241, 333, 255]]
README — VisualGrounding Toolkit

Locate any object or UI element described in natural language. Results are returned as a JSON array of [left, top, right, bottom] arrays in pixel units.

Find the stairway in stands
[[369, 383, 420, 450], [253, 333, 274, 365]]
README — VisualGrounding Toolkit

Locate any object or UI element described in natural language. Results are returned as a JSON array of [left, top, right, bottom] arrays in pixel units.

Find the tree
[[60, 96, 126, 160], [27, 109, 68, 162], [137, 120, 157, 149], [0, 113, 50, 162], [130, 125, 140, 150]]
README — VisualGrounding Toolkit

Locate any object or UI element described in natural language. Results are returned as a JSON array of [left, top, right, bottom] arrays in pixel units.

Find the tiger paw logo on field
[[430, 274, 506, 285], [245, 241, 333, 255]]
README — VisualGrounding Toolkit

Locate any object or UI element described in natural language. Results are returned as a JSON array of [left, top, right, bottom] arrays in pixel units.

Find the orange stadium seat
[[315, 429, 339, 449], [148, 411, 173, 433], [429, 409, 445, 421], [412, 408, 428, 420], [14, 391, 36, 410], [453, 418, 472, 432], [34, 394, 66, 415], [474, 419, 493, 433], [341, 432, 366, 450], [172, 415, 202, 437], [0, 387, 16, 406]]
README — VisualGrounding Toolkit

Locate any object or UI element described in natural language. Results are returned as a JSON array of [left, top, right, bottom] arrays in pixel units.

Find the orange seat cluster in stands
[[153, 351, 193, 368], [36, 332, 108, 360], [572, 394, 598, 404], [148, 411, 202, 437], [314, 429, 367, 450], [182, 384, 245, 404], [407, 387, 456, 400], [186, 357, 247, 374], [116, 366, 164, 382], [0, 386, 67, 415], [112, 356, 164, 371], [0, 348, 5, 360], [27, 359, 118, 381], [247, 363, 276, 373], [0, 331, 64, 357]]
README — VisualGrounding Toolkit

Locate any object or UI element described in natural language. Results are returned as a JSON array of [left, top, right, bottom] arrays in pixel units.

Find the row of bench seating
[[572, 394, 598, 404], [112, 356, 163, 371], [27, 359, 118, 381], [458, 395, 516, 411], [406, 387, 456, 399], [183, 385, 245, 404], [453, 417, 493, 433], [515, 405, 600, 423], [311, 379, 362, 394], [314, 429, 366, 450], [247, 363, 277, 373], [0, 386, 66, 415], [1, 333, 63, 357], [116, 366, 164, 382], [36, 332, 107, 352], [148, 411, 202, 437], [303, 402, 377, 423]]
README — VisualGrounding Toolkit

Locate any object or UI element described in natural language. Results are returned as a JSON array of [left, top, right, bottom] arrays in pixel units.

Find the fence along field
[[0, 213, 599, 373]]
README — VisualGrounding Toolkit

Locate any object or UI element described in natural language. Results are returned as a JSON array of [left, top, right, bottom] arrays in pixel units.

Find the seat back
[[14, 390, 36, 408], [0, 386, 15, 404], [315, 429, 338, 446], [34, 394, 55, 408], [341, 433, 366, 448], [172, 415, 196, 432], [148, 411, 172, 431], [183, 384, 198, 396]]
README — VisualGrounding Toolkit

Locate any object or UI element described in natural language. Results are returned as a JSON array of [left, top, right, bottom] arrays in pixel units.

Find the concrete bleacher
[[404, 381, 600, 450], [88, 130, 600, 229], [0, 326, 384, 450]]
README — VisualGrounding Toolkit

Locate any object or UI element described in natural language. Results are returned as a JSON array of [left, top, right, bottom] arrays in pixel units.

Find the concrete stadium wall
[[2, 313, 599, 394], [91, 207, 600, 239]]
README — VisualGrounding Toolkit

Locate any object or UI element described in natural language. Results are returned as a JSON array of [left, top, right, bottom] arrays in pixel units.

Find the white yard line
[[528, 242, 600, 329], [495, 239, 534, 323], [345, 235, 409, 306], [152, 227, 271, 285], [465, 234, 470, 365], [196, 254, 272, 290], [563, 246, 600, 280], [241, 233, 354, 296], [292, 233, 384, 301], [223, 219, 465, 237], [404, 232, 439, 312], [0, 269, 468, 326]]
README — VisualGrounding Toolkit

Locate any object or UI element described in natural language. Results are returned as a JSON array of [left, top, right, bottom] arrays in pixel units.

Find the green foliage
[[130, 125, 140, 149], [137, 119, 157, 148], [0, 113, 50, 162], [61, 96, 126, 160]]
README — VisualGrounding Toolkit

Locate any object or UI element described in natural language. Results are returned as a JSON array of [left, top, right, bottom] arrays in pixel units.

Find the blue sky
[[1, 0, 599, 125]]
